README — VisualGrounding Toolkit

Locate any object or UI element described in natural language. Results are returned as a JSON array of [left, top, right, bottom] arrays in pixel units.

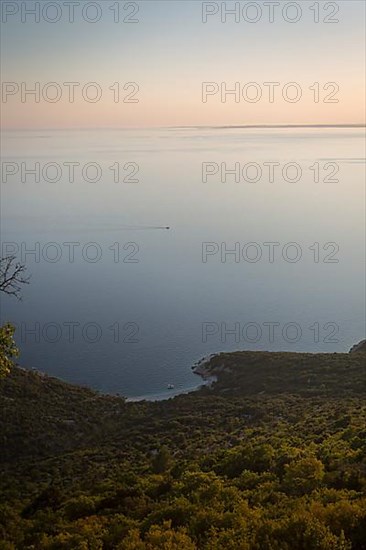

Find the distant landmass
[[173, 123, 366, 130]]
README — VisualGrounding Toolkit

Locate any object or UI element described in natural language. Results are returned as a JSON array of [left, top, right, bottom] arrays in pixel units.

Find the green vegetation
[[0, 254, 26, 377], [0, 350, 365, 549], [0, 324, 18, 378]]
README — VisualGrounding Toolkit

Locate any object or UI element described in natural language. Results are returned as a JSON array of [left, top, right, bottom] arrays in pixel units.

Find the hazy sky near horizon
[[1, 0, 365, 128]]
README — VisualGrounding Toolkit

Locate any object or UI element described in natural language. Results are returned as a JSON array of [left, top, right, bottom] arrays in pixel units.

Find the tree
[[0, 256, 29, 300], [0, 256, 28, 376], [152, 446, 173, 474], [0, 323, 18, 378], [283, 457, 325, 495]]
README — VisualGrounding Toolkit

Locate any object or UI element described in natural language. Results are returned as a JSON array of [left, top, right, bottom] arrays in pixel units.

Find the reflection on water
[[1, 128, 365, 398]]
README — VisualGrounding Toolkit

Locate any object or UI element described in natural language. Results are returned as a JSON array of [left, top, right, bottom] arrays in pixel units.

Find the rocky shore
[[192, 353, 226, 380], [349, 339, 366, 353]]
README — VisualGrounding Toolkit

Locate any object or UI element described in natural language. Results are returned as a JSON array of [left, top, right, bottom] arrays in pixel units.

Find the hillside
[[1, 350, 365, 549]]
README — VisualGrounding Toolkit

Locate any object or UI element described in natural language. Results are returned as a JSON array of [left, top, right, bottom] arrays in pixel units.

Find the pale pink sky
[[1, 1, 365, 128]]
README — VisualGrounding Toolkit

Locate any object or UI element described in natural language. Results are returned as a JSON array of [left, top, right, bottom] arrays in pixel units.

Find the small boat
[[167, 384, 175, 390]]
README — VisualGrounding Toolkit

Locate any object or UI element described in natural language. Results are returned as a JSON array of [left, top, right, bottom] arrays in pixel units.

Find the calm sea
[[1, 127, 365, 398]]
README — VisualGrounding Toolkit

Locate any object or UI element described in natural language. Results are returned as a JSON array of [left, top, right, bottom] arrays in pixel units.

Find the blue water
[[1, 127, 365, 398]]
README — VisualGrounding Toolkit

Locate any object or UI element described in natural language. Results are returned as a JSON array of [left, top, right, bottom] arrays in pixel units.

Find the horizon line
[[1, 123, 365, 132], [172, 123, 366, 130]]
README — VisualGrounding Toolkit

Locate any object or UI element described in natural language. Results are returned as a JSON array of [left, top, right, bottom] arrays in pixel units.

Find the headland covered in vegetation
[[1, 345, 365, 549]]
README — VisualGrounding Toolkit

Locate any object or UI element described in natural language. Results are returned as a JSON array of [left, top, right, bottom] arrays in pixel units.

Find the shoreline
[[126, 375, 216, 403], [17, 340, 365, 403]]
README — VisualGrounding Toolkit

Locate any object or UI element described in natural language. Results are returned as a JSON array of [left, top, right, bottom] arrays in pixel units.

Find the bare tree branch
[[0, 256, 30, 300]]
